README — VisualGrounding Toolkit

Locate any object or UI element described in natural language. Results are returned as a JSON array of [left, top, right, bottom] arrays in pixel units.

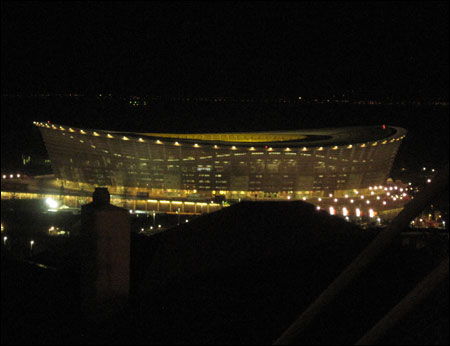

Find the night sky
[[2, 1, 449, 98]]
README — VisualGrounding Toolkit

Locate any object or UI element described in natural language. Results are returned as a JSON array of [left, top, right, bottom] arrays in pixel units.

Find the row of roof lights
[[35, 122, 406, 149]]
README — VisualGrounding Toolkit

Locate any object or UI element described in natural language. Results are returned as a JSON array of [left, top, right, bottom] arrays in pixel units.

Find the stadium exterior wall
[[35, 123, 406, 200]]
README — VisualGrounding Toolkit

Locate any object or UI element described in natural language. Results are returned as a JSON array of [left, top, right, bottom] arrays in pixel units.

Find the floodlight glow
[[45, 198, 59, 209]]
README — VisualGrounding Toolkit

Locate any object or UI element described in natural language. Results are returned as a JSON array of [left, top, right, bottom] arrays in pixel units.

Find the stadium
[[34, 122, 407, 213]]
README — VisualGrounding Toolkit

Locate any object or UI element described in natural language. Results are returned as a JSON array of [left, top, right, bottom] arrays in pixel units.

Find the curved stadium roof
[[37, 123, 405, 147], [139, 126, 406, 147]]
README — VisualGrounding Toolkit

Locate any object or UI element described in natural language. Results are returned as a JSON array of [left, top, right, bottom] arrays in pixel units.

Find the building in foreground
[[35, 122, 408, 218]]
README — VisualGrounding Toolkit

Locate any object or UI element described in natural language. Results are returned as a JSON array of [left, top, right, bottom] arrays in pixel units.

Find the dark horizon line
[[1, 92, 449, 102]]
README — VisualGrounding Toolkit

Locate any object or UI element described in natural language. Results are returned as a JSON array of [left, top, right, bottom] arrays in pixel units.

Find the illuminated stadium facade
[[35, 123, 407, 204]]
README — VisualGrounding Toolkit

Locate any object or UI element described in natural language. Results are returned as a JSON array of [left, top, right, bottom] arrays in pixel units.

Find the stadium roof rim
[[34, 123, 407, 147], [140, 132, 308, 142]]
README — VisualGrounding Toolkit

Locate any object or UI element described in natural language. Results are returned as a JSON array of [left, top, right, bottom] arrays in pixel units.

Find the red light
[[382, 124, 386, 129]]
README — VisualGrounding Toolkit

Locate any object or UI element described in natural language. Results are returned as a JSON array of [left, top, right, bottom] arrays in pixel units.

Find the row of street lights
[[2, 237, 35, 257]]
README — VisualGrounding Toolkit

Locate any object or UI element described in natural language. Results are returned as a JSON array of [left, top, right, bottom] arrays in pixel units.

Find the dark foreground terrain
[[2, 201, 448, 345]]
